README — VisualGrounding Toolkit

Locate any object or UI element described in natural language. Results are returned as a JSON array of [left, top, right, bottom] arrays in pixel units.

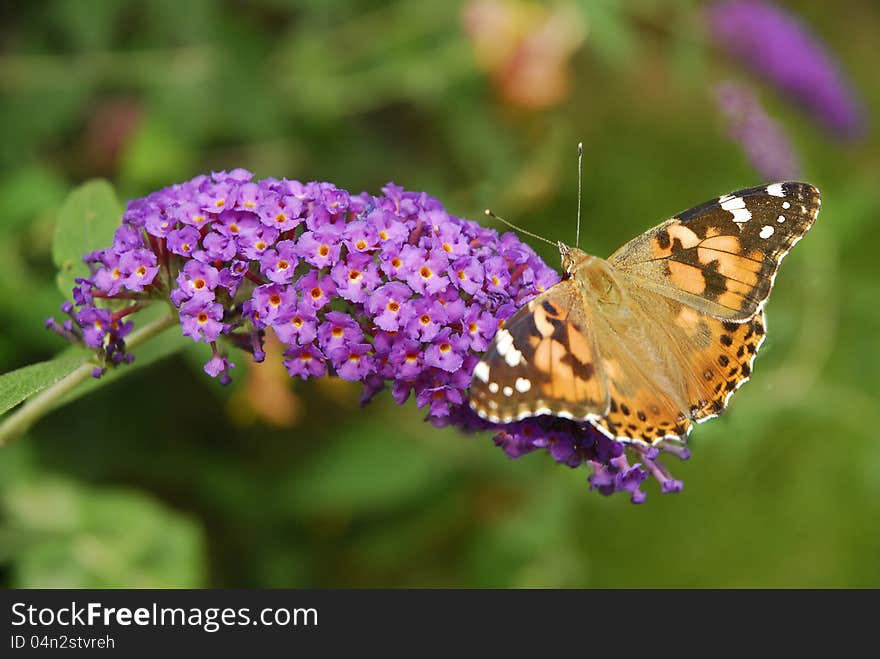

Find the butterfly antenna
[[576, 141, 583, 249], [484, 209, 557, 247]]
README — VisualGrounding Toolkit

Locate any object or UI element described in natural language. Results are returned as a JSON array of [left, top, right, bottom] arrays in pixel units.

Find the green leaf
[[52, 179, 122, 298], [0, 354, 86, 417]]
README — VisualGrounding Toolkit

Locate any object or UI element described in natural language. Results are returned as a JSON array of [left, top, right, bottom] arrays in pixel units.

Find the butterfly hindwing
[[592, 285, 769, 443], [609, 182, 820, 321], [469, 280, 608, 424]]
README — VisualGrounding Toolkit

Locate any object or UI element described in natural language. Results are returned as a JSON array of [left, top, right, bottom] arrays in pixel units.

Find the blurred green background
[[1, 0, 878, 587]]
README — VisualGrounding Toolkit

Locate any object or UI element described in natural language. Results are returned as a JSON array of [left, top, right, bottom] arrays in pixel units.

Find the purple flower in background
[[707, 0, 864, 139], [48, 171, 690, 503], [715, 81, 801, 180]]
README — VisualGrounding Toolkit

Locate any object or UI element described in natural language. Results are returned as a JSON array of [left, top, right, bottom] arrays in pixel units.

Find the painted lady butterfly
[[469, 182, 821, 445]]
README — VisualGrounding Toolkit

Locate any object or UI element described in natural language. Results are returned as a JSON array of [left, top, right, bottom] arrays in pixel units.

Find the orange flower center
[[215, 199, 226, 208], [275, 213, 287, 224], [468, 322, 478, 334], [391, 257, 402, 268], [348, 353, 361, 363], [277, 260, 290, 271], [111, 268, 121, 280], [387, 301, 400, 313], [439, 342, 451, 353], [269, 294, 282, 307], [379, 230, 389, 240], [419, 266, 433, 279], [310, 287, 322, 299], [355, 240, 367, 250], [229, 223, 240, 233], [194, 278, 206, 289], [490, 276, 500, 286], [332, 327, 344, 338], [136, 266, 146, 277], [457, 269, 467, 281], [197, 312, 209, 324], [405, 352, 418, 363], [419, 314, 431, 326], [301, 353, 313, 362], [348, 270, 362, 281], [442, 243, 452, 253], [292, 316, 303, 328], [318, 245, 330, 257], [256, 241, 267, 250]]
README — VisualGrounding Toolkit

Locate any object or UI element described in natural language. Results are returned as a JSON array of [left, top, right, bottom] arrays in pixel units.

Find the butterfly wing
[[469, 280, 609, 424], [609, 182, 820, 321], [587, 288, 767, 444]]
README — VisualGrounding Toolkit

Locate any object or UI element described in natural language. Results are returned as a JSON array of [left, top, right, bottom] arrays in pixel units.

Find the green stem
[[0, 311, 178, 447]]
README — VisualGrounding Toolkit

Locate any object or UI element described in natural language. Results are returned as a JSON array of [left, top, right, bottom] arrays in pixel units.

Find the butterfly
[[469, 182, 821, 445]]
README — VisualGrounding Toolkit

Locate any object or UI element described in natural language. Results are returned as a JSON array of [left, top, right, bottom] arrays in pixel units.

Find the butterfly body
[[469, 182, 820, 446]]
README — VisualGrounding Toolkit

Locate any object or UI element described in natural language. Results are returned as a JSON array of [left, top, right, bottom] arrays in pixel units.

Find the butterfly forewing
[[469, 281, 608, 424], [609, 182, 820, 321]]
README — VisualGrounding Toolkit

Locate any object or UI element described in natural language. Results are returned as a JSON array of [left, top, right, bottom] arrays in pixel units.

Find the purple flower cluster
[[48, 170, 688, 501], [707, 0, 864, 140], [715, 81, 801, 181]]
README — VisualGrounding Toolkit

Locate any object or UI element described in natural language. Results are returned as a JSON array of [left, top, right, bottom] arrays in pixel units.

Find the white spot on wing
[[720, 196, 751, 223], [502, 386, 513, 397], [504, 347, 523, 367], [782, 201, 791, 209], [760, 225, 775, 238], [766, 183, 785, 197], [777, 215, 785, 223], [515, 377, 531, 393], [495, 329, 514, 357], [473, 361, 489, 383], [488, 382, 499, 394]]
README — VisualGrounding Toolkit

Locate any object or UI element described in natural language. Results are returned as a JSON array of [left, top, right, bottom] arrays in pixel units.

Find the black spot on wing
[[542, 300, 560, 316], [560, 352, 595, 381]]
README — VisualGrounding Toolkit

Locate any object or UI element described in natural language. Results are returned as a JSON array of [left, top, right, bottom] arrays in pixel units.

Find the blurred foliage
[[0, 0, 878, 587]]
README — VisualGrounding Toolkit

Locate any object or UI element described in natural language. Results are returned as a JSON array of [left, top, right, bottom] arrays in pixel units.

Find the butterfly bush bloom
[[47, 171, 687, 502], [706, 0, 864, 140], [715, 81, 801, 181]]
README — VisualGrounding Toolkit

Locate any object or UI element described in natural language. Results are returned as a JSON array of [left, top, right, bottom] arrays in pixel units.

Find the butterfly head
[[558, 242, 593, 278]]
